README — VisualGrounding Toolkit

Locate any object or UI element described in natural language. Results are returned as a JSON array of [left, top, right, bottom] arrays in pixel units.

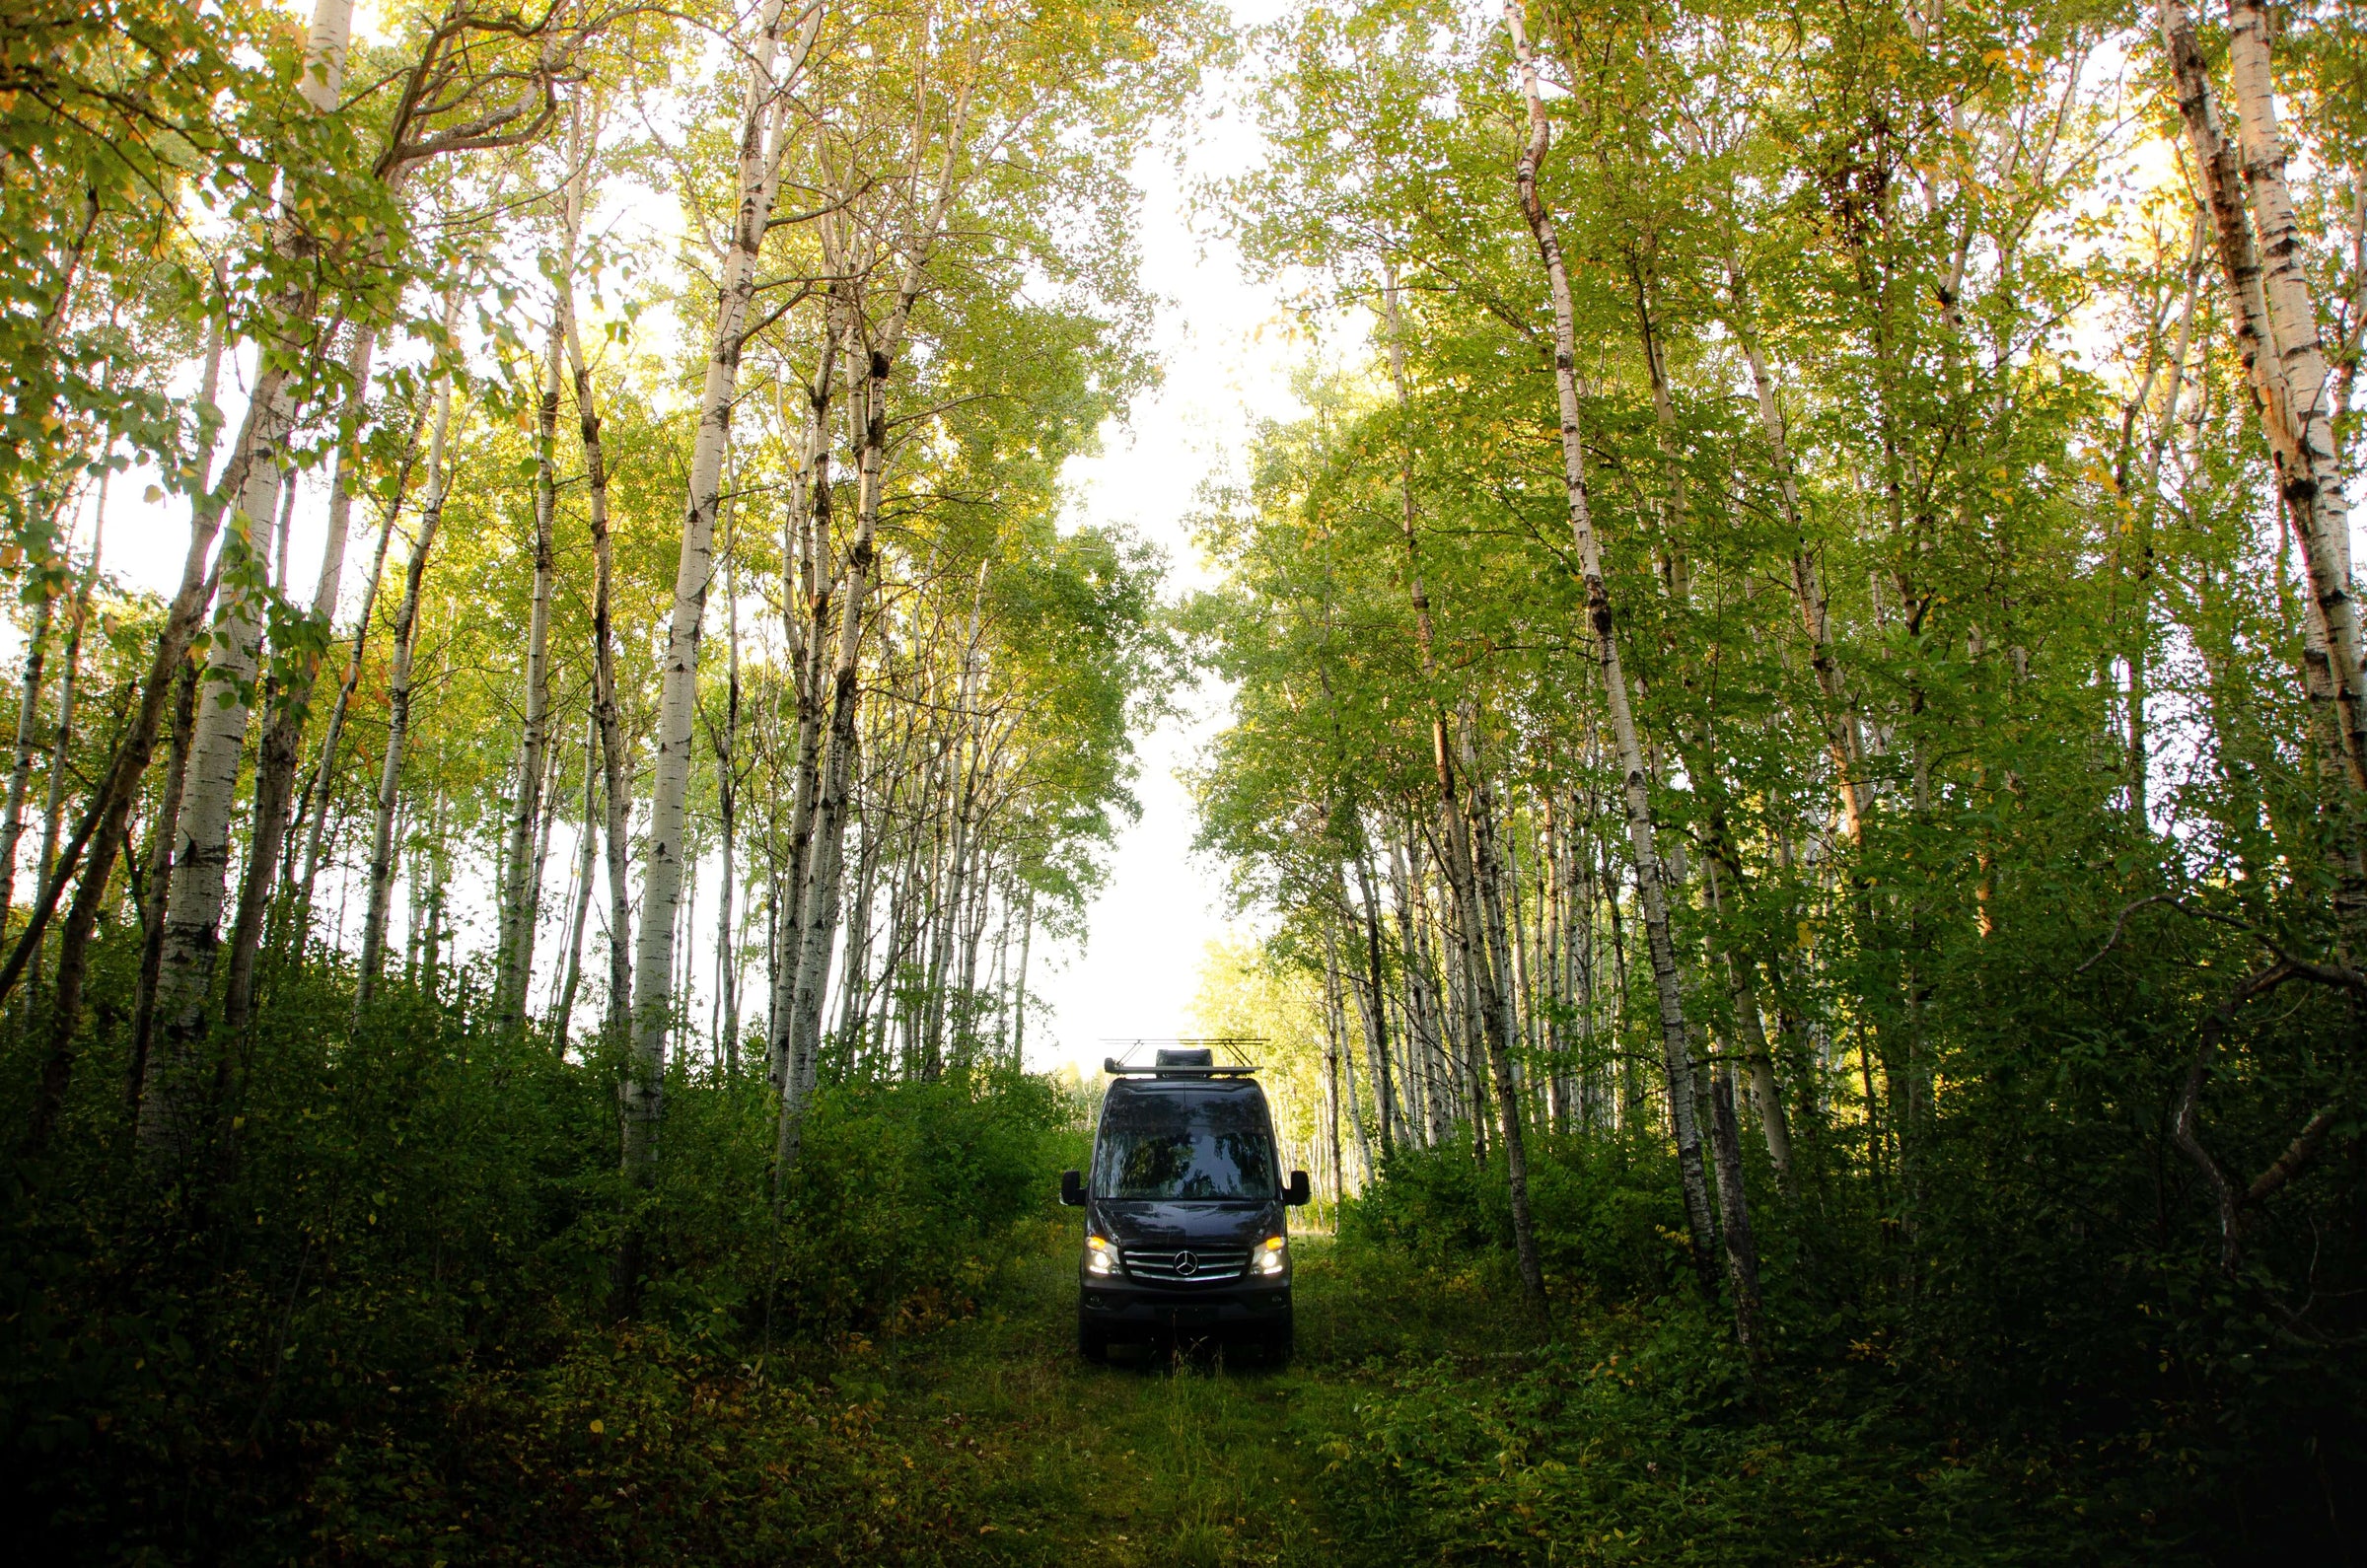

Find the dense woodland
[[0, 0, 2361, 1560]]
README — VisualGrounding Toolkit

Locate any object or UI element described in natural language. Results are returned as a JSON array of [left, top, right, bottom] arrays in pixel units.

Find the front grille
[[1122, 1247, 1249, 1283]]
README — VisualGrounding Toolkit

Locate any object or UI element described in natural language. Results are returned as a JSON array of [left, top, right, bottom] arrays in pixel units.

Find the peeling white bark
[[624, 0, 822, 1181], [1505, 0, 1732, 1332]]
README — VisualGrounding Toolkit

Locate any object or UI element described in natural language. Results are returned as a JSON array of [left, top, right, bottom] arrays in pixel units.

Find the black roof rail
[[1100, 1037, 1265, 1078]]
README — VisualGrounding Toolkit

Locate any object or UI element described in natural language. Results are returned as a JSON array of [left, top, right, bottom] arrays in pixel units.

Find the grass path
[[847, 1221, 1516, 1567]]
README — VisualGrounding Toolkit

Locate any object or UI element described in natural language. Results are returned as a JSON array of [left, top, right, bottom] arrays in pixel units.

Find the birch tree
[[622, 0, 824, 1190]]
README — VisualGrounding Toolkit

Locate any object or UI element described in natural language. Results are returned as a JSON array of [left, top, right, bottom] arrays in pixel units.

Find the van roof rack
[[1101, 1037, 1264, 1078]]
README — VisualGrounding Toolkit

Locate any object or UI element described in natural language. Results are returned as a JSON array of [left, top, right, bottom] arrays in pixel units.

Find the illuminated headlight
[[1084, 1235, 1121, 1275], [1251, 1235, 1287, 1276]]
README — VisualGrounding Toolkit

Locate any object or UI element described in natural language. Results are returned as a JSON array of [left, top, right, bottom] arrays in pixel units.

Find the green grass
[[843, 1214, 2194, 1568], [848, 1219, 1535, 1568]]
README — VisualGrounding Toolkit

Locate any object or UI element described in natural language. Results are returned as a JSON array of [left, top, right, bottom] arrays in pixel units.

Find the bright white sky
[[1024, 8, 1309, 1078]]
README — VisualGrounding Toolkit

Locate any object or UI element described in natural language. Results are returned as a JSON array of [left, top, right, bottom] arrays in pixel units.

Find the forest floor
[[842, 1222, 1524, 1568]]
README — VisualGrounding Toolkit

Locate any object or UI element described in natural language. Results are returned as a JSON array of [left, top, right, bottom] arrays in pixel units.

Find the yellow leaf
[[144, 485, 165, 504], [590, 1419, 605, 1435]]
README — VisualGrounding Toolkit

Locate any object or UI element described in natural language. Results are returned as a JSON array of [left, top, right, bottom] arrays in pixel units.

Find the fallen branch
[[2084, 899, 2358, 1278]]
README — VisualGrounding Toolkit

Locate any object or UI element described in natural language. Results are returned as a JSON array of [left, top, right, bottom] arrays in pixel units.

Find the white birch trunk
[[778, 83, 978, 1175], [625, 0, 819, 1180], [2161, 0, 2365, 797], [33, 486, 106, 928], [0, 592, 54, 928], [1726, 288, 1871, 841], [227, 322, 378, 1029], [555, 711, 601, 1033], [354, 373, 456, 1007], [712, 543, 742, 1068], [1506, 0, 1731, 1328], [562, 208, 633, 1048], [296, 468, 401, 900], [138, 451, 284, 1156], [135, 0, 357, 1159], [495, 196, 579, 1030]]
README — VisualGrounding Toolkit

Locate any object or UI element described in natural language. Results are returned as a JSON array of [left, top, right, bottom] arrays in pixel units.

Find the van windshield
[[1095, 1092, 1275, 1201]]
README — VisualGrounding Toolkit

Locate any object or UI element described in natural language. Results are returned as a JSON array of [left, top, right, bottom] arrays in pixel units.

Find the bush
[[1316, 1311, 2183, 1567], [1348, 1137, 1692, 1303], [1330, 1117, 2364, 1563], [0, 944, 1081, 1564]]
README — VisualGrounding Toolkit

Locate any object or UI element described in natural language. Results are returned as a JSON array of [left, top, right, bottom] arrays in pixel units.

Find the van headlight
[[1251, 1235, 1286, 1276], [1084, 1235, 1121, 1276]]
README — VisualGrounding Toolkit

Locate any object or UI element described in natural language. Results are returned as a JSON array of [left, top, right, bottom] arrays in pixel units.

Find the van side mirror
[[1060, 1170, 1085, 1207], [1285, 1170, 1311, 1206]]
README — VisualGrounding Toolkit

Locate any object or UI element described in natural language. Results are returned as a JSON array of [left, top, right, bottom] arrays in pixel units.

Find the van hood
[[1090, 1199, 1280, 1248]]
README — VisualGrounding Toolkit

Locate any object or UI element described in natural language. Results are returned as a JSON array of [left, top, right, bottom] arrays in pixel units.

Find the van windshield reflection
[[1094, 1096, 1275, 1200]]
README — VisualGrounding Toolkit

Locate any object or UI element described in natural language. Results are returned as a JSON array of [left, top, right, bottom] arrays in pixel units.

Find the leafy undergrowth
[[0, 969, 1089, 1564], [304, 1221, 2266, 1567], [4, 967, 2333, 1565], [1306, 1261, 2181, 1566], [309, 1328, 980, 1565]]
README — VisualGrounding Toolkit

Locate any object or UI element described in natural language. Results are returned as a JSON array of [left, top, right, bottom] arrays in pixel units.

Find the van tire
[[1255, 1320, 1293, 1367], [1077, 1309, 1110, 1363]]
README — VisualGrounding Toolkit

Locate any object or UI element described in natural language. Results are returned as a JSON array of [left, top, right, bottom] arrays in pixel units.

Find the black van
[[1059, 1047, 1311, 1362]]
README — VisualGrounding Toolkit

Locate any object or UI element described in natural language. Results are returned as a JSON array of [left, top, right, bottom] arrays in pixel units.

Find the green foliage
[[1351, 1141, 1693, 1306], [1315, 1318, 2170, 1567], [0, 943, 1078, 1563], [1323, 1119, 2364, 1563], [769, 1073, 1073, 1339]]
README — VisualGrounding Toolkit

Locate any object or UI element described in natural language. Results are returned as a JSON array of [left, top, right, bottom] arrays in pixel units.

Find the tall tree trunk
[[295, 435, 406, 904], [15, 279, 267, 1156], [226, 323, 380, 1031], [779, 83, 976, 1181], [1507, 0, 1730, 1329], [712, 542, 743, 1069], [1634, 266, 1794, 1204], [29, 477, 110, 993], [1389, 820, 1448, 1147], [128, 659, 199, 1118], [1322, 926, 1350, 1206], [2162, 0, 2365, 806], [1704, 847, 1794, 1192], [1465, 729, 1546, 1306], [1379, 267, 1540, 1298], [1012, 880, 1034, 1060], [766, 316, 838, 1090], [1707, 1059, 1765, 1345], [497, 301, 566, 1032], [556, 711, 601, 1035], [2125, 219, 2206, 830], [122, 0, 363, 1163], [1725, 287, 1872, 842], [1350, 822, 1398, 1157], [354, 373, 456, 1007], [138, 452, 285, 1164], [1, 591, 55, 933], [33, 508, 99, 939], [632, 0, 820, 1198], [563, 202, 632, 1052]]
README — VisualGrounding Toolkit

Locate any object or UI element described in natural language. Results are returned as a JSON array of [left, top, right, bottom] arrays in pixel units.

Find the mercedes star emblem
[[1174, 1249, 1198, 1276]]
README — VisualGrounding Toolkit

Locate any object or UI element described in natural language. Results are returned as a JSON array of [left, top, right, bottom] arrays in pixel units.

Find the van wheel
[[1077, 1309, 1110, 1364], [1256, 1320, 1293, 1367]]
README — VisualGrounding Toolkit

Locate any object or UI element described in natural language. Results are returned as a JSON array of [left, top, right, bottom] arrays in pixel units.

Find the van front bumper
[[1078, 1277, 1291, 1332]]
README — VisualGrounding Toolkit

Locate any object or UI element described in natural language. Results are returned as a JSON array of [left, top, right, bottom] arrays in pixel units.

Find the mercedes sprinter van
[[1059, 1047, 1311, 1362]]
